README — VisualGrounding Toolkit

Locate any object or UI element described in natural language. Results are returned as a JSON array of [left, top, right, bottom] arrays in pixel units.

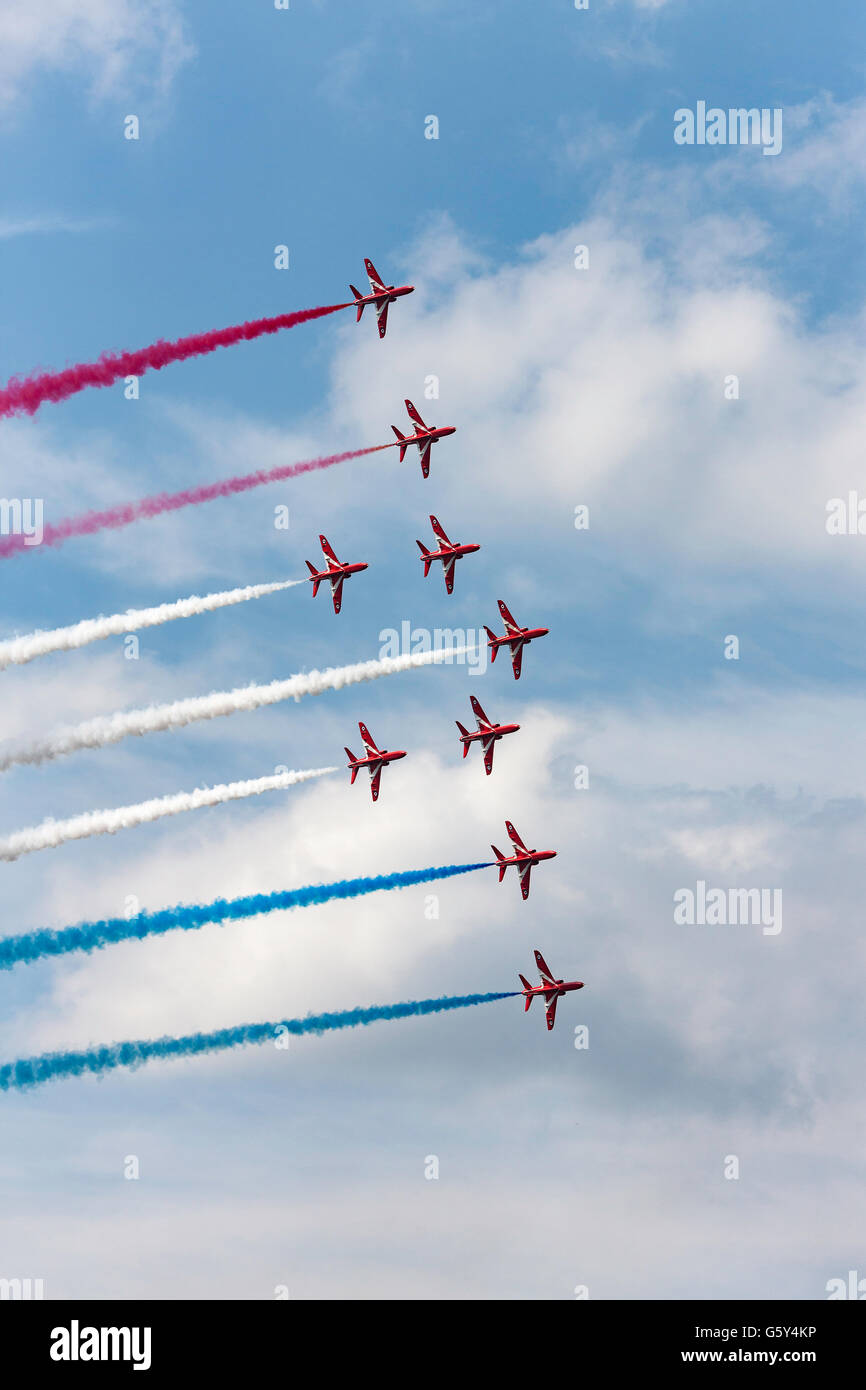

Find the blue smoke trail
[[0, 862, 493, 971], [0, 992, 519, 1091]]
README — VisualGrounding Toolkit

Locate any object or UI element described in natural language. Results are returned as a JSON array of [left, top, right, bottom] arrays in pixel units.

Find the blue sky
[[0, 0, 865, 1299]]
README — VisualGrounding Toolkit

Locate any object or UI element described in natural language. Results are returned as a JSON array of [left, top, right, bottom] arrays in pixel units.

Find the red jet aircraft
[[349, 258, 414, 339], [519, 950, 584, 1032], [491, 820, 557, 900], [305, 535, 368, 615], [484, 600, 549, 680], [456, 694, 519, 775], [416, 515, 480, 595], [391, 399, 456, 478], [344, 722, 407, 802]]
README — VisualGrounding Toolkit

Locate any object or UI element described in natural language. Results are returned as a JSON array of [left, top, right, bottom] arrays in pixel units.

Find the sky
[[0, 0, 864, 1300]]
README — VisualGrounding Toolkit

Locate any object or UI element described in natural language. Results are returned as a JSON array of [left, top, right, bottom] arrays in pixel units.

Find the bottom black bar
[[2, 1298, 862, 1375]]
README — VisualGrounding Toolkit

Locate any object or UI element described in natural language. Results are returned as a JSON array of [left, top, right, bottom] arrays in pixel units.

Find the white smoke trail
[[0, 766, 339, 861], [0, 578, 304, 670], [0, 644, 475, 772]]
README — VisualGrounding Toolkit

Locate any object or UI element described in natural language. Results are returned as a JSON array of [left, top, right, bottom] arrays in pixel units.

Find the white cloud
[[7, 685, 865, 1096], [0, 214, 112, 240], [3, 680, 864, 1297], [316, 40, 376, 109], [3, 1126, 861, 1298], [12, 173, 865, 611], [2, 122, 864, 1296], [5, 708, 567, 1049], [0, 0, 194, 110], [321, 208, 866, 606], [556, 111, 656, 169], [606, 0, 676, 9], [770, 95, 866, 205]]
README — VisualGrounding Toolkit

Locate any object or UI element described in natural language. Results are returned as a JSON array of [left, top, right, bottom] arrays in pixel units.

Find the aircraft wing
[[330, 575, 345, 615], [470, 695, 492, 730], [482, 736, 496, 776], [365, 258, 387, 293], [430, 515, 451, 546], [506, 821, 528, 851], [534, 949, 556, 983], [498, 599, 521, 633], [369, 764, 383, 802], [518, 861, 533, 900], [443, 557, 456, 595], [376, 299, 390, 339], [510, 639, 524, 680], [405, 399, 428, 429], [359, 722, 382, 756], [418, 441, 431, 478], [545, 994, 559, 1031], [319, 534, 340, 565]]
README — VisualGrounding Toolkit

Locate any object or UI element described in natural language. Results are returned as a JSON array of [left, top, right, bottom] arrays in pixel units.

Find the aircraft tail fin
[[484, 626, 498, 661], [416, 539, 432, 576], [391, 425, 408, 462], [455, 720, 470, 753], [344, 750, 358, 784], [306, 561, 320, 597], [350, 285, 364, 321], [491, 844, 507, 882], [519, 974, 533, 1008]]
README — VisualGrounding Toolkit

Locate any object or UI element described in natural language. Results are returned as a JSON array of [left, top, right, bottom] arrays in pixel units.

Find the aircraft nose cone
[[358, 562, 369, 572]]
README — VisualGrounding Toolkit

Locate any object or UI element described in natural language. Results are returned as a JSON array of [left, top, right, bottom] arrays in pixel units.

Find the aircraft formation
[[0, 256, 581, 1052], [341, 260, 578, 1029]]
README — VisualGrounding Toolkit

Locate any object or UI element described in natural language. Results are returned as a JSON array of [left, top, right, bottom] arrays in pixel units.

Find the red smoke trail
[[0, 444, 393, 559], [0, 302, 351, 419]]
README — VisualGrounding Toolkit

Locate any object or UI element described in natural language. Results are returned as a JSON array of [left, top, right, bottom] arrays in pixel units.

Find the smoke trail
[[0, 444, 391, 560], [0, 644, 474, 772], [0, 992, 518, 1091], [0, 578, 304, 671], [0, 862, 492, 969], [0, 766, 338, 862], [0, 302, 350, 420]]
